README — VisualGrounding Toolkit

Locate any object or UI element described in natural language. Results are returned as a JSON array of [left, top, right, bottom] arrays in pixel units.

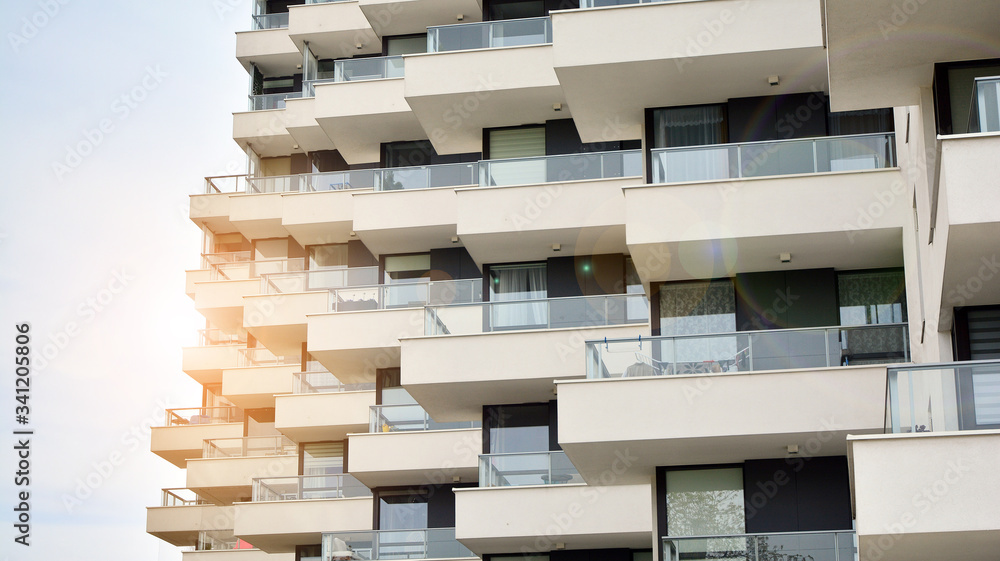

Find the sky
[[0, 1, 252, 558]]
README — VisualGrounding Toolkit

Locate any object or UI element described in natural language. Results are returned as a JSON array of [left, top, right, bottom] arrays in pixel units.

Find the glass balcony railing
[[237, 348, 301, 368], [887, 360, 1000, 434], [197, 530, 254, 551], [164, 406, 243, 427], [662, 531, 857, 561], [260, 266, 380, 294], [208, 257, 305, 281], [197, 328, 247, 346], [425, 293, 649, 335], [479, 149, 642, 187], [651, 133, 896, 184], [969, 76, 1000, 134], [202, 435, 297, 458], [322, 528, 473, 561], [370, 404, 481, 432], [251, 12, 289, 29], [587, 323, 909, 379], [428, 17, 552, 52], [580, 0, 681, 7], [374, 162, 479, 191], [204, 174, 250, 194], [251, 474, 372, 501], [331, 279, 483, 312], [335, 55, 404, 82], [201, 251, 251, 268], [247, 170, 377, 193], [293, 370, 376, 394], [479, 451, 582, 487], [249, 91, 303, 111], [161, 488, 212, 507]]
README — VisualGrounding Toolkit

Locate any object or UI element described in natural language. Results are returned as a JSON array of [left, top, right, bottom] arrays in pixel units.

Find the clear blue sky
[[1, 1, 251, 558]]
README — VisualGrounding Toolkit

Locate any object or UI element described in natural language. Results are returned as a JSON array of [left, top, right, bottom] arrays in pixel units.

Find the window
[[386, 35, 427, 56], [837, 270, 906, 326], [489, 263, 547, 328], [488, 126, 545, 158], [652, 105, 726, 149], [302, 442, 344, 475], [665, 468, 745, 537], [658, 280, 736, 336], [379, 491, 429, 530], [384, 254, 431, 283], [309, 244, 348, 269], [486, 403, 551, 454]]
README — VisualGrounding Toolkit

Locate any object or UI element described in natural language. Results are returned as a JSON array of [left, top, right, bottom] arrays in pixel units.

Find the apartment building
[[147, 1, 1000, 561]]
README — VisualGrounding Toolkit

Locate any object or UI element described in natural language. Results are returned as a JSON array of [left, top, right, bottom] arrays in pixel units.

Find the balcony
[[221, 363, 297, 410], [825, 1, 1000, 111], [626, 140, 906, 285], [283, 96, 336, 153], [348, 404, 480, 487], [243, 291, 329, 357], [192, 530, 257, 552], [147, 489, 235, 547], [349, 404, 483, 488], [933, 132, 1000, 326], [261, 267, 379, 294], [312, 58, 423, 164], [235, 22, 299, 77], [182, 330, 246, 385], [662, 531, 856, 561], [232, 107, 297, 159], [332, 279, 482, 312], [425, 293, 648, 335], [322, 528, 474, 560], [151, 407, 245, 468], [458, 150, 642, 263], [287, 1, 380, 60], [308, 306, 425, 383], [650, 133, 895, 183], [403, 299, 647, 421], [280, 183, 361, 247], [455, 482, 652, 553], [849, 358, 1000, 561], [556, 327, 904, 483], [551, 0, 827, 141], [235, 475, 373, 553], [405, 18, 563, 155], [192, 278, 260, 331], [274, 371, 375, 441], [248, 91, 303, 111], [885, 361, 1000, 434], [186, 436, 299, 504], [479, 451, 583, 487], [351, 163, 478, 255]]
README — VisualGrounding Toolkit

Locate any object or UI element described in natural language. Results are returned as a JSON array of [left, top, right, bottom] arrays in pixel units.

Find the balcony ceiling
[[826, 0, 1000, 111], [359, 0, 484, 36]]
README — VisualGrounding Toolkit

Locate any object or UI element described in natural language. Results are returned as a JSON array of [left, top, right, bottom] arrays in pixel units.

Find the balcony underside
[[284, 97, 336, 154], [404, 45, 567, 156], [146, 504, 235, 547], [235, 28, 300, 75], [190, 194, 237, 234], [233, 110, 300, 159], [221, 365, 296, 410], [551, 0, 826, 141], [557, 48, 827, 143], [352, 188, 459, 256], [230, 194, 288, 239], [274, 391, 374, 442], [315, 79, 427, 165], [287, 1, 381, 58], [183, 552, 293, 561], [348, 429, 481, 488], [244, 292, 329, 357], [234, 498, 374, 553], [281, 190, 358, 247], [183, 345, 243, 386], [151, 423, 245, 468], [558, 365, 888, 485], [359, 0, 484, 36], [194, 280, 261, 331], [307, 308, 424, 383], [625, 170, 906, 284], [402, 325, 648, 422], [455, 177, 637, 265], [187, 455, 299, 505], [825, 0, 1000, 111]]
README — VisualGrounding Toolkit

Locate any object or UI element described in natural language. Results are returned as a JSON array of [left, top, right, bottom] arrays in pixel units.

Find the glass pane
[[310, 244, 349, 269], [487, 404, 550, 454], [489, 126, 545, 159], [659, 280, 736, 336], [665, 468, 745, 537], [837, 269, 906, 326], [653, 105, 726, 148], [387, 35, 428, 55], [379, 494, 428, 530], [303, 442, 344, 475]]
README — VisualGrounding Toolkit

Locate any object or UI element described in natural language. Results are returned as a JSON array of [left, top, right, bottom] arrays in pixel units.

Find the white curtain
[[491, 265, 547, 328], [653, 105, 729, 182]]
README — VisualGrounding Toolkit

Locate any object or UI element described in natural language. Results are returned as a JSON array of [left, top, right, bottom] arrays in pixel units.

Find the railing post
[[736, 145, 743, 179], [747, 335, 754, 371], [812, 138, 819, 173]]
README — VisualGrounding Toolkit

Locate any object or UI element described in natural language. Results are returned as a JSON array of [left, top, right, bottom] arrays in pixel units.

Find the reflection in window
[[487, 403, 550, 454], [837, 270, 906, 326], [302, 442, 344, 475], [659, 280, 736, 336], [653, 105, 726, 148], [665, 468, 745, 537], [379, 491, 429, 530], [309, 244, 348, 269]]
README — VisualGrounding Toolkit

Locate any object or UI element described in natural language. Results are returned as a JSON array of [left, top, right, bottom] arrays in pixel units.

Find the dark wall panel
[[735, 271, 786, 330], [551, 550, 631, 561], [348, 240, 378, 268], [744, 456, 852, 533], [785, 269, 838, 328], [728, 93, 828, 143], [430, 247, 480, 281], [794, 456, 853, 531], [547, 256, 583, 298], [743, 459, 799, 533]]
